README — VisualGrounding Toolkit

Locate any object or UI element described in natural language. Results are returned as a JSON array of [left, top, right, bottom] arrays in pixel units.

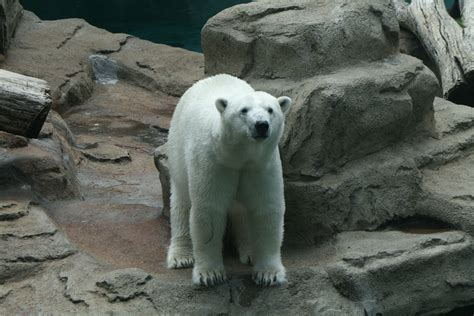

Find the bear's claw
[[167, 256, 194, 269], [193, 269, 227, 286], [253, 269, 287, 286]]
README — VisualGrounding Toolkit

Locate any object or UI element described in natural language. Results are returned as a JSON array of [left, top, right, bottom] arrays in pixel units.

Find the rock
[[1, 11, 204, 112], [0, 131, 27, 148], [0, 200, 28, 220], [95, 268, 152, 302], [111, 37, 205, 97], [203, 0, 399, 79], [431, 97, 474, 137], [154, 144, 170, 218], [0, 0, 22, 56], [89, 54, 119, 85], [327, 230, 474, 315], [203, 0, 439, 179], [399, 28, 439, 80], [419, 153, 474, 236], [275, 54, 438, 178], [81, 143, 131, 163], [0, 202, 76, 283], [0, 113, 79, 200]]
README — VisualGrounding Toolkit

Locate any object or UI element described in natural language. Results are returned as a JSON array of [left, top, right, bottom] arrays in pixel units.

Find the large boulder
[[203, 0, 399, 79]]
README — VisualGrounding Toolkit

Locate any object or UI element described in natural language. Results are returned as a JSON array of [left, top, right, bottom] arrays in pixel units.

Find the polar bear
[[166, 74, 292, 286]]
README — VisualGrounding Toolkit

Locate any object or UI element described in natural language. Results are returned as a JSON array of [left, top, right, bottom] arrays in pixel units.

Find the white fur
[[166, 74, 291, 286]]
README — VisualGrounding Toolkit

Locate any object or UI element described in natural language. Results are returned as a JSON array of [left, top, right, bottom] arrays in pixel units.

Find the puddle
[[378, 216, 454, 234], [68, 116, 168, 148]]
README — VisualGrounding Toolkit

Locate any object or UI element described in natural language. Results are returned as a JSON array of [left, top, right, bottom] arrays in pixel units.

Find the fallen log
[[0, 69, 52, 138], [393, 0, 474, 106], [460, 0, 474, 52]]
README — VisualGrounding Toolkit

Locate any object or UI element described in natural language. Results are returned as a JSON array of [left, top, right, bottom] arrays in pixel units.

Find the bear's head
[[215, 91, 292, 144]]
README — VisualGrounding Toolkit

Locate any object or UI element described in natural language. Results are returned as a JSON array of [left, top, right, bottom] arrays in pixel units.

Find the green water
[[19, 0, 251, 52]]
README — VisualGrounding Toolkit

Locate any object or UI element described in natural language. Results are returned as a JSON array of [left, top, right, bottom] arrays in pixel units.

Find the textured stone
[[89, 54, 119, 85], [95, 268, 151, 302], [1, 11, 203, 112], [0, 0, 22, 56], [0, 200, 28, 221], [327, 230, 474, 315], [154, 144, 170, 218], [273, 55, 438, 178], [0, 131, 27, 148], [81, 143, 131, 164], [0, 112, 79, 200], [203, 0, 399, 79]]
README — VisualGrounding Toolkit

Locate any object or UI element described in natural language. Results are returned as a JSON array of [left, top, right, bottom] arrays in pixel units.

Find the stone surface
[[0, 200, 28, 220], [1, 10, 204, 112], [327, 230, 474, 315], [81, 143, 131, 163], [0, 0, 22, 56], [0, 116, 79, 200], [154, 144, 170, 218], [89, 54, 119, 85], [203, 0, 399, 79], [0, 202, 76, 284], [0, 131, 27, 148], [275, 54, 438, 178], [1, 200, 473, 315]]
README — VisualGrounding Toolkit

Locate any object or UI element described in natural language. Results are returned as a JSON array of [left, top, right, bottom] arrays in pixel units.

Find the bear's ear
[[215, 98, 228, 114], [278, 96, 292, 114]]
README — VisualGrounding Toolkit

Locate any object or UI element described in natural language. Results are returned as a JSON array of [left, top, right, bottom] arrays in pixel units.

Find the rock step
[[327, 230, 474, 315]]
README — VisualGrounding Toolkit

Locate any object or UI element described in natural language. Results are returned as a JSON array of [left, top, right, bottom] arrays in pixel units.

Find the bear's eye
[[241, 108, 248, 114], [268, 108, 274, 114]]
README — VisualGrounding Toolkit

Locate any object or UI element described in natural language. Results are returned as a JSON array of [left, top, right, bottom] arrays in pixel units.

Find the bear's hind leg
[[167, 181, 194, 269], [230, 202, 252, 265]]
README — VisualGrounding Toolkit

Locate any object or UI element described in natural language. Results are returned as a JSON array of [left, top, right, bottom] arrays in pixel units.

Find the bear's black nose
[[255, 121, 269, 137]]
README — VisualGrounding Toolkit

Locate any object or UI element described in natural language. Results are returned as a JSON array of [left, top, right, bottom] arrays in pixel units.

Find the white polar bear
[[166, 74, 292, 286]]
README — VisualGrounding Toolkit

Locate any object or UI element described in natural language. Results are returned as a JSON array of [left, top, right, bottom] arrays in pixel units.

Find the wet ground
[[43, 81, 174, 274]]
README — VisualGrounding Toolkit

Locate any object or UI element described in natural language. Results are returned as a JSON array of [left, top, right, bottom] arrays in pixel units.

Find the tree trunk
[[393, 0, 474, 106], [0, 69, 52, 138], [460, 0, 474, 53]]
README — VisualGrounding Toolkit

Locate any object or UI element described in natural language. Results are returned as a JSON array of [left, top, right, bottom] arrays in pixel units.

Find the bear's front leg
[[239, 163, 287, 286], [189, 165, 238, 286]]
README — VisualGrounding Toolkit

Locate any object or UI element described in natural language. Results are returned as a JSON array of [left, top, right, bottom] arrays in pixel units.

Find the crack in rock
[[58, 275, 90, 307], [5, 249, 76, 263], [96, 36, 132, 55], [57, 24, 84, 49], [95, 268, 152, 303], [1, 230, 57, 240], [0, 202, 29, 221], [136, 61, 155, 72], [238, 5, 305, 23]]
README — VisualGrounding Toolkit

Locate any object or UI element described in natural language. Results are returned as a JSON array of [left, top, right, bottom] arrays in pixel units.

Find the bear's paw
[[192, 267, 227, 286], [253, 266, 287, 286]]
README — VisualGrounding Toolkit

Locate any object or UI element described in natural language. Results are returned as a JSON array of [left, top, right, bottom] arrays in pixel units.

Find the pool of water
[[19, 0, 251, 52]]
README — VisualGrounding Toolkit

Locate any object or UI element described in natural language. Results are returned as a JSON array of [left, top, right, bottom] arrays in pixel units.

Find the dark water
[[19, 0, 251, 52]]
